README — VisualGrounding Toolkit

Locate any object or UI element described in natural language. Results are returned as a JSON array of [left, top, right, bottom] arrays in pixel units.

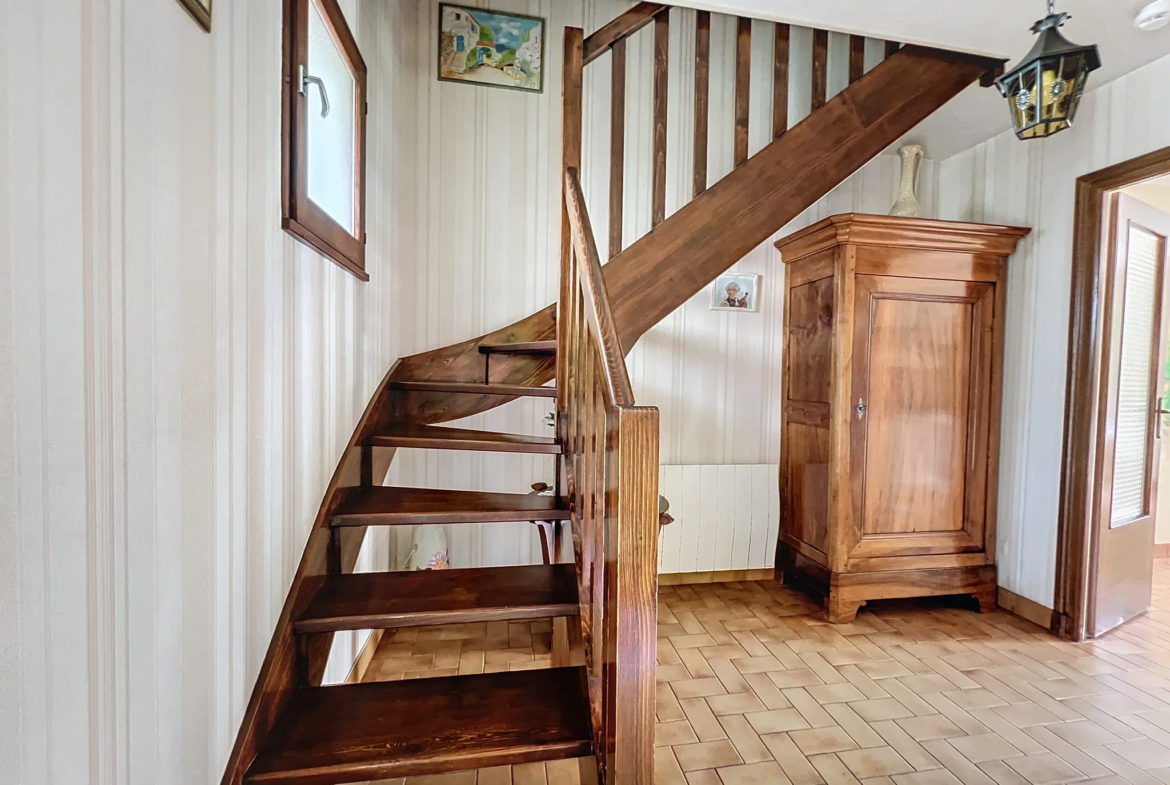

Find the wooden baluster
[[849, 34, 865, 84], [773, 23, 790, 139], [558, 28, 583, 423], [734, 17, 752, 167], [651, 11, 669, 227], [693, 10, 710, 198], [604, 404, 660, 782], [812, 29, 828, 111], [609, 40, 626, 260]]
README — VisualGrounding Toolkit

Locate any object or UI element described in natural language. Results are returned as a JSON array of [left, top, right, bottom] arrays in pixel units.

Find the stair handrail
[[563, 166, 634, 407], [557, 162, 659, 781]]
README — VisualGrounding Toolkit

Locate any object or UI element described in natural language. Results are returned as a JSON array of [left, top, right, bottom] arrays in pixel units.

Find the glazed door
[[848, 275, 996, 565], [1092, 194, 1170, 637]]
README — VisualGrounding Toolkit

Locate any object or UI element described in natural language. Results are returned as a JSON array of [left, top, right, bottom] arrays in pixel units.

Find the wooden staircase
[[221, 5, 1004, 785]]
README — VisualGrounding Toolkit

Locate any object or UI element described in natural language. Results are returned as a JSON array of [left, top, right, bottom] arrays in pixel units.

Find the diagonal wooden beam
[[583, 2, 669, 65]]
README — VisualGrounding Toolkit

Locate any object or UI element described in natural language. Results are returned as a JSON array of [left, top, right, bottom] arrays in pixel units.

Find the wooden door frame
[[1053, 144, 1170, 642]]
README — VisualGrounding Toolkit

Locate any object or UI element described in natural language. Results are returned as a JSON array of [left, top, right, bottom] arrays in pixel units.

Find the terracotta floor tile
[[895, 716, 965, 742], [706, 692, 768, 716], [1106, 738, 1170, 769], [945, 734, 1025, 764], [673, 678, 730, 701], [790, 726, 862, 756], [717, 761, 793, 785], [359, 566, 1170, 784], [672, 740, 744, 772], [745, 708, 813, 734], [852, 699, 917, 723], [657, 720, 700, 747], [761, 732, 826, 785], [1044, 720, 1123, 746], [719, 714, 774, 764], [1002, 753, 1087, 785], [837, 747, 916, 779], [891, 771, 964, 785], [991, 704, 1063, 728]]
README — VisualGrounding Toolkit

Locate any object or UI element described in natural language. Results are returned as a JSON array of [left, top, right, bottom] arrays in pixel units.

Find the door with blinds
[[1093, 194, 1170, 636]]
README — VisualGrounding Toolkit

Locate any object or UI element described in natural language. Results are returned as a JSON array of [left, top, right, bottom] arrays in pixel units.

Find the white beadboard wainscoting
[[658, 465, 780, 575], [937, 48, 1170, 610]]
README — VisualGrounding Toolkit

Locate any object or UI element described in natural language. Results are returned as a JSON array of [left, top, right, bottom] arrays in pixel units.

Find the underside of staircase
[[221, 5, 1002, 784]]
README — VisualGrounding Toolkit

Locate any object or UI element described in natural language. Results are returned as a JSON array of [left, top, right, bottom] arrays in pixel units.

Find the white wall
[[383, 0, 927, 568], [0, 0, 404, 782], [938, 49, 1170, 609]]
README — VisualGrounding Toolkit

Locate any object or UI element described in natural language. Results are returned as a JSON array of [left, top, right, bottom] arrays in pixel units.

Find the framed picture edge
[[710, 273, 761, 313], [177, 0, 212, 32], [436, 2, 546, 94]]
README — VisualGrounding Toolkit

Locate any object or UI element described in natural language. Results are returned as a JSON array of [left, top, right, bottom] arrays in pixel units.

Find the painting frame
[[176, 0, 212, 32], [437, 3, 546, 94], [710, 274, 760, 313]]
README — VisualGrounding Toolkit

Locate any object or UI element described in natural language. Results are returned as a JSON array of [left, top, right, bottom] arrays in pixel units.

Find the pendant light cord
[[1047, 0, 1056, 15]]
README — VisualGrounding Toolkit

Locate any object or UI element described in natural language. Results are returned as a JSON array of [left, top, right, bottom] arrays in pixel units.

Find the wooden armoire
[[775, 214, 1030, 623]]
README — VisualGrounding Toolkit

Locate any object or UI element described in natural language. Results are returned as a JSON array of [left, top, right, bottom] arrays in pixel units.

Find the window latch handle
[[299, 65, 330, 118]]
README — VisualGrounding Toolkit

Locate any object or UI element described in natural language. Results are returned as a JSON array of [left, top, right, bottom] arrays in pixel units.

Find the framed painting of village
[[438, 4, 545, 93]]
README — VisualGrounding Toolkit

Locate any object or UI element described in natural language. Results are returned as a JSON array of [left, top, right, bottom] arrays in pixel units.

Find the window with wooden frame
[[282, 0, 368, 280]]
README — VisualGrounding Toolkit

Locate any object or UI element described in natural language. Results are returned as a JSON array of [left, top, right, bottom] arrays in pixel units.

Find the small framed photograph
[[438, 4, 545, 93], [176, 0, 211, 31], [711, 274, 760, 312]]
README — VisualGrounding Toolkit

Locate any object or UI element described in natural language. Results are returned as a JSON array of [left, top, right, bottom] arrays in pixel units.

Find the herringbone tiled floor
[[368, 559, 1170, 784]]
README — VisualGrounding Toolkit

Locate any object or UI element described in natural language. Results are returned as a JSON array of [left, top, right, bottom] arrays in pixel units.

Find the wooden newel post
[[604, 406, 660, 783], [557, 26, 584, 427]]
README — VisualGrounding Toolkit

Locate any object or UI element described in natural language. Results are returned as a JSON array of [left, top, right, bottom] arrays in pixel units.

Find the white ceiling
[[675, 0, 1170, 158]]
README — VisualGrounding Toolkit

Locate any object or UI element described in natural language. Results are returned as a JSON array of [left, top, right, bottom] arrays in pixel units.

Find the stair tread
[[245, 667, 592, 784], [479, 340, 557, 355], [367, 423, 561, 454], [390, 380, 556, 398], [332, 485, 568, 526], [296, 564, 578, 632]]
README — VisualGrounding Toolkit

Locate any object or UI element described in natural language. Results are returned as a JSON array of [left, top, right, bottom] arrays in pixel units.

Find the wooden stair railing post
[[558, 26, 583, 439], [604, 405, 659, 783], [562, 166, 659, 783]]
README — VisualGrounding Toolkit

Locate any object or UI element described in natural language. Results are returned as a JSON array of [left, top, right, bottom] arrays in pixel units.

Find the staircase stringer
[[219, 363, 400, 785]]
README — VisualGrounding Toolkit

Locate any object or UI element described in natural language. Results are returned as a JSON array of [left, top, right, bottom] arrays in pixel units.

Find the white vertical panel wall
[[938, 50, 1170, 609], [658, 465, 780, 574], [0, 0, 404, 782]]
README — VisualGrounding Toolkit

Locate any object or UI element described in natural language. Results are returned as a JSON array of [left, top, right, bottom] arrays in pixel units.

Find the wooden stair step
[[390, 380, 556, 398], [479, 340, 557, 355], [244, 667, 593, 784], [331, 486, 568, 527], [296, 564, 578, 632], [366, 423, 561, 454]]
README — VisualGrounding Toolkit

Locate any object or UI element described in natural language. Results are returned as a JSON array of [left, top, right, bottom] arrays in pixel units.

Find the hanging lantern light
[[995, 0, 1101, 140]]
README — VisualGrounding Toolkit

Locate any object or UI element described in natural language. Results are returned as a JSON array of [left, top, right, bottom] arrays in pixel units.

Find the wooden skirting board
[[659, 569, 775, 586], [1155, 543, 1170, 559], [996, 587, 1053, 630]]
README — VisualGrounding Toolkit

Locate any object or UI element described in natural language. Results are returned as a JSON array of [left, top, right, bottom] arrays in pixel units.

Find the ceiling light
[[1136, 0, 1170, 31], [995, 0, 1102, 140]]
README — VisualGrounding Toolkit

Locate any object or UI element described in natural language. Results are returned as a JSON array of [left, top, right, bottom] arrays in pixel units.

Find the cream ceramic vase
[[889, 144, 925, 218]]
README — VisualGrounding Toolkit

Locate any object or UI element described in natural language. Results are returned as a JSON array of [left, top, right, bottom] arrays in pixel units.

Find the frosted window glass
[[307, 0, 357, 234], [1111, 226, 1162, 526]]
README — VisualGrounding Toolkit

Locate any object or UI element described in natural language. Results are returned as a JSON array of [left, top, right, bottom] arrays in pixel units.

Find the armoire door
[[847, 275, 997, 564], [1092, 194, 1170, 637]]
